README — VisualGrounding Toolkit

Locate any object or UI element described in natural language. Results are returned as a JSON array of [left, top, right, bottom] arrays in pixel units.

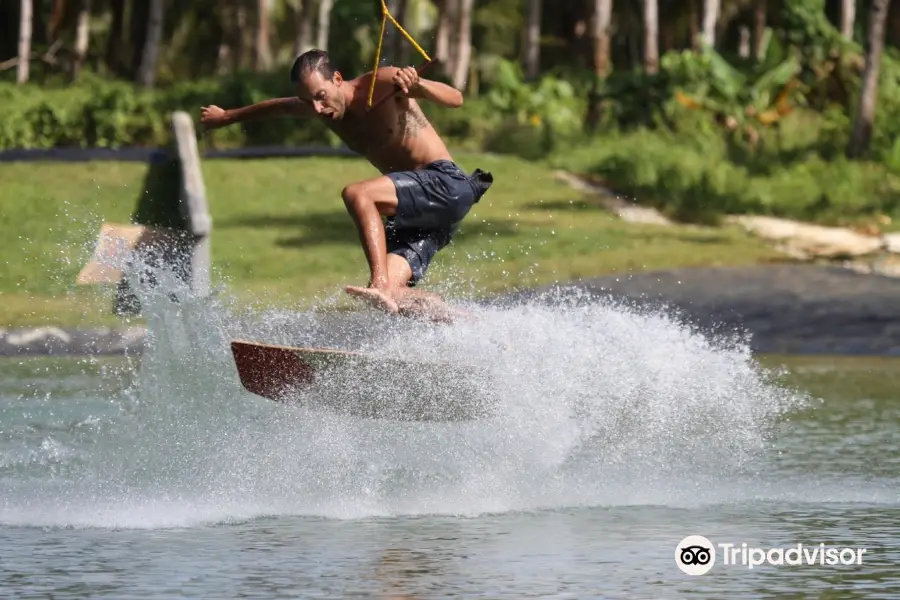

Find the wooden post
[[171, 110, 212, 297], [76, 111, 212, 314]]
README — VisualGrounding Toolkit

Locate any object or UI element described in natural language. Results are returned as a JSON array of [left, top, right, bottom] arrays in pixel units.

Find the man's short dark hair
[[290, 49, 337, 82]]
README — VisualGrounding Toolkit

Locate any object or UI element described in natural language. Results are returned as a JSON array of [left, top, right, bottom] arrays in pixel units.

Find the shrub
[[553, 130, 900, 227], [0, 72, 336, 150]]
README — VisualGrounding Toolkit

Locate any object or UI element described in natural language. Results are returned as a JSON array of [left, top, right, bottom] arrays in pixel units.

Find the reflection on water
[[1, 503, 898, 598]]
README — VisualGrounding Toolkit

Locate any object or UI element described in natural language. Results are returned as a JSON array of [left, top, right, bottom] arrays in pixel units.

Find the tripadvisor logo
[[676, 535, 716, 575], [675, 535, 868, 575]]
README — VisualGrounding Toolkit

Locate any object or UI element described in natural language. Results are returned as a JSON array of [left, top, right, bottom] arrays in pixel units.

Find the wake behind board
[[230, 339, 494, 422]]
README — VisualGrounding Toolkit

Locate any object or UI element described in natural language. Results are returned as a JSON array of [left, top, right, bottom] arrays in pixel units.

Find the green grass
[[0, 152, 786, 327]]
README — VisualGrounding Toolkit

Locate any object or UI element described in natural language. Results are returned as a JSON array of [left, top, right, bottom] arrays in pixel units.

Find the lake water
[[1, 283, 899, 598]]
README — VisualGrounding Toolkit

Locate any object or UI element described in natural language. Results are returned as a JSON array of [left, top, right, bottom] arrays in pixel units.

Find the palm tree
[[752, 0, 766, 60], [847, 0, 889, 158], [135, 0, 164, 87], [105, 0, 125, 75], [255, 0, 272, 71], [592, 0, 613, 77], [291, 0, 314, 57], [841, 0, 855, 41], [452, 0, 473, 89], [524, 0, 541, 79], [73, 0, 91, 79], [435, 0, 453, 78], [702, 0, 719, 47], [644, 0, 658, 73], [17, 0, 32, 84], [317, 0, 333, 51]]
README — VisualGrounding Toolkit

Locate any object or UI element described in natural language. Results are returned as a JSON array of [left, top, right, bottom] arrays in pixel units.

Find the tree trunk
[[524, 0, 541, 79], [435, 0, 450, 65], [293, 0, 315, 56], [452, 0, 473, 89], [73, 0, 91, 80], [847, 0, 889, 158], [235, 2, 251, 70], [660, 18, 674, 53], [317, 0, 333, 52], [585, 0, 613, 132], [48, 0, 66, 43], [752, 0, 766, 60], [738, 26, 750, 58], [389, 0, 408, 63], [644, 0, 658, 74], [130, 0, 149, 79], [255, 0, 272, 71], [841, 0, 855, 41], [135, 0, 164, 87], [105, 0, 125, 75], [17, 0, 32, 84], [436, 0, 457, 79], [702, 0, 719, 48], [889, 2, 900, 48], [591, 0, 613, 77], [688, 0, 699, 49], [215, 2, 232, 73], [382, 0, 401, 66]]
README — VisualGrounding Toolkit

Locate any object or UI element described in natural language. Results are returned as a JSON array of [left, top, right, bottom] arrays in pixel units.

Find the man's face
[[296, 71, 347, 120]]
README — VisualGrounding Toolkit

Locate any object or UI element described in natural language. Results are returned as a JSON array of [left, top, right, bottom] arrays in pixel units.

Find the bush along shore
[[5, 37, 900, 230]]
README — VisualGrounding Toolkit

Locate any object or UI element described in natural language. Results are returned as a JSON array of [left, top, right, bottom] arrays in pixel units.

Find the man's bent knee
[[342, 179, 398, 217], [341, 183, 366, 213]]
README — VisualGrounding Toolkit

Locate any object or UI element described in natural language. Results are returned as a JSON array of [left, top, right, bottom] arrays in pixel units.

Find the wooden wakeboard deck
[[232, 339, 378, 401], [229, 338, 495, 422]]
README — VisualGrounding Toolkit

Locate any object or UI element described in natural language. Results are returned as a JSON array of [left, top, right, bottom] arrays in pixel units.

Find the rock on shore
[[726, 215, 888, 259]]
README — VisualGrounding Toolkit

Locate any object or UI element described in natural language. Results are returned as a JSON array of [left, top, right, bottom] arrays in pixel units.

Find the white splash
[[0, 259, 814, 529]]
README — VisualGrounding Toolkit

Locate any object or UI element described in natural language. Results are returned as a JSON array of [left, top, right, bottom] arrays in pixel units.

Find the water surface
[[1, 288, 898, 598]]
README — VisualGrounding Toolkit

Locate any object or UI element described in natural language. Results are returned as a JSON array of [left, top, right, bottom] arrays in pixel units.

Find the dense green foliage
[[0, 71, 329, 149], [551, 126, 900, 227], [3, 1, 900, 227]]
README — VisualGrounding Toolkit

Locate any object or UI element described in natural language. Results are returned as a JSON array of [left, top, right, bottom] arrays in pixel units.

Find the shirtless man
[[199, 49, 493, 321]]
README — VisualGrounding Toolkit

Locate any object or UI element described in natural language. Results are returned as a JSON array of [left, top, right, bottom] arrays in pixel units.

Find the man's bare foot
[[345, 285, 400, 314], [397, 295, 453, 323]]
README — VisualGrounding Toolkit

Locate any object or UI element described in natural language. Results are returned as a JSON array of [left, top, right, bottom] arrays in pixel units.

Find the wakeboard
[[230, 339, 494, 422]]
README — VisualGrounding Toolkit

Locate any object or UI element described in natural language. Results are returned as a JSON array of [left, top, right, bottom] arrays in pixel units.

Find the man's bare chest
[[328, 102, 431, 155], [328, 119, 391, 155]]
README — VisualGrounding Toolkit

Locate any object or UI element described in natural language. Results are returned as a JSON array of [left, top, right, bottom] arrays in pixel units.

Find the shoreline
[[2, 263, 900, 358], [501, 263, 900, 356]]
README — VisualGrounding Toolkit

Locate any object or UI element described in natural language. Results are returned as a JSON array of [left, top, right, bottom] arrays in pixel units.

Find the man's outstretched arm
[[376, 66, 464, 109], [200, 97, 313, 129]]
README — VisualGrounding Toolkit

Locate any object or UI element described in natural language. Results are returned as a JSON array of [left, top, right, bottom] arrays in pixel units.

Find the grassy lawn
[[0, 152, 786, 327]]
